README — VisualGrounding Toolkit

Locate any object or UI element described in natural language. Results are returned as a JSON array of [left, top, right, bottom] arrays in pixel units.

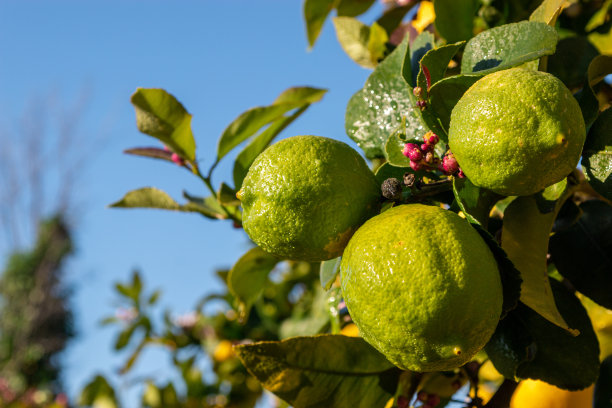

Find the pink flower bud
[[417, 391, 428, 402], [421, 143, 433, 152], [410, 160, 422, 171], [408, 148, 422, 162], [425, 152, 434, 163], [171, 153, 185, 166], [443, 155, 459, 174], [428, 133, 439, 145], [416, 100, 427, 109], [458, 169, 466, 178]]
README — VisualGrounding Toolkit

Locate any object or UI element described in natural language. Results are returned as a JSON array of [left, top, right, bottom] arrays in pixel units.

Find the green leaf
[[78, 375, 119, 408], [461, 21, 558, 75], [501, 188, 578, 333], [333, 17, 381, 69], [304, 0, 338, 48], [376, 5, 416, 36], [585, 0, 612, 32], [346, 34, 428, 158], [227, 246, 280, 321], [217, 87, 326, 161], [470, 223, 522, 318], [594, 355, 612, 408], [131, 88, 196, 161], [217, 182, 240, 206], [416, 42, 464, 92], [384, 120, 411, 167], [109, 187, 234, 220], [549, 200, 612, 309], [320, 257, 341, 290], [336, 0, 376, 17], [367, 22, 389, 66], [110, 187, 181, 211], [279, 285, 333, 339], [433, 0, 479, 43], [232, 104, 314, 190], [577, 56, 612, 130], [547, 37, 600, 89], [374, 162, 409, 185], [407, 31, 434, 87], [486, 281, 600, 390], [583, 109, 612, 200], [182, 191, 239, 220], [452, 177, 502, 226], [589, 25, 612, 55], [234, 335, 401, 408], [530, 0, 567, 25], [428, 74, 482, 132]]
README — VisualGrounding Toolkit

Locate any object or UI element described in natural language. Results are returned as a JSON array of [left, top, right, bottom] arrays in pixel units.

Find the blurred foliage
[[0, 217, 73, 407]]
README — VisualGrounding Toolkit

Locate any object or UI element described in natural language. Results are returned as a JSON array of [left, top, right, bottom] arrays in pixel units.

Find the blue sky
[[0, 0, 382, 404]]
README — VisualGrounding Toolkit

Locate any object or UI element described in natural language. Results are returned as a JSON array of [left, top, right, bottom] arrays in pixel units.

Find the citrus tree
[[96, 1, 612, 407]]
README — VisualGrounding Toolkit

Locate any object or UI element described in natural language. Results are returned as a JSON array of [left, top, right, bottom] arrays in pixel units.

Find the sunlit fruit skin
[[340, 204, 502, 372], [449, 68, 586, 196], [238, 135, 380, 262], [510, 379, 594, 408]]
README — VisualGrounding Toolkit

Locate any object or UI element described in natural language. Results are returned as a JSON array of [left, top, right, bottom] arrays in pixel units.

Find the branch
[[483, 379, 518, 408]]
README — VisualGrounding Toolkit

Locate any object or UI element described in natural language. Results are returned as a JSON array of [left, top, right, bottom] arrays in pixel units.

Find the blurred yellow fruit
[[213, 340, 234, 362], [340, 323, 360, 337], [510, 379, 594, 408], [412, 1, 435, 33]]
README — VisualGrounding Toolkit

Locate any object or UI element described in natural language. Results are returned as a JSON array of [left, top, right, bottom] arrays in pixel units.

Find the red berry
[[397, 395, 409, 408], [421, 143, 432, 152], [443, 155, 459, 174], [408, 148, 423, 162], [417, 391, 428, 402], [402, 143, 418, 158], [410, 160, 422, 171], [428, 134, 439, 145]]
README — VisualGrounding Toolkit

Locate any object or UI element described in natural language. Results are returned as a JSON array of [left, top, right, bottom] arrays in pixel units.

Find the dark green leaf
[[595, 355, 612, 408], [530, 0, 566, 25], [428, 74, 482, 132], [346, 34, 428, 158], [227, 247, 280, 321], [487, 281, 600, 390], [336, 0, 376, 17], [234, 335, 401, 408], [374, 162, 409, 185], [148, 290, 161, 305], [549, 200, 612, 309], [470, 223, 522, 318], [217, 87, 326, 162], [304, 0, 338, 48], [547, 37, 600, 89], [408, 31, 434, 87], [232, 104, 312, 190], [433, 0, 478, 43], [452, 177, 502, 226], [417, 42, 464, 92], [376, 5, 416, 36], [583, 109, 612, 200], [502, 191, 576, 332], [320, 257, 341, 290], [131, 88, 196, 161], [576, 56, 612, 129], [217, 182, 239, 206], [461, 21, 558, 75]]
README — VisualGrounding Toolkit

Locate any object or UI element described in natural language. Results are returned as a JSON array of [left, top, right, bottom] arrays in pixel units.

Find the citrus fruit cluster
[[449, 67, 586, 196]]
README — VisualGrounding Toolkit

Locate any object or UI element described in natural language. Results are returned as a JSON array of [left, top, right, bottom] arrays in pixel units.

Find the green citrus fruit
[[449, 68, 586, 196], [340, 204, 502, 372], [238, 135, 380, 262]]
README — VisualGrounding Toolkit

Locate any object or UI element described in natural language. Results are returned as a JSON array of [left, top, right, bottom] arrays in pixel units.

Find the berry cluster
[[416, 391, 441, 408], [401, 131, 464, 177]]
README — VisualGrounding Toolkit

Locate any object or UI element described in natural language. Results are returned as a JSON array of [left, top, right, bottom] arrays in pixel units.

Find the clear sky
[[0, 0, 382, 404]]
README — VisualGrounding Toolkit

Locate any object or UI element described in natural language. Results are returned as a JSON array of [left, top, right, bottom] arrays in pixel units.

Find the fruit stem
[[192, 161, 242, 225]]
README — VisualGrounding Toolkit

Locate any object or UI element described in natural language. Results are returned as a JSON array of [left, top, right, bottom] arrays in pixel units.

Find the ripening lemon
[[341, 204, 502, 372], [449, 68, 586, 196], [238, 135, 380, 262], [510, 379, 594, 408]]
